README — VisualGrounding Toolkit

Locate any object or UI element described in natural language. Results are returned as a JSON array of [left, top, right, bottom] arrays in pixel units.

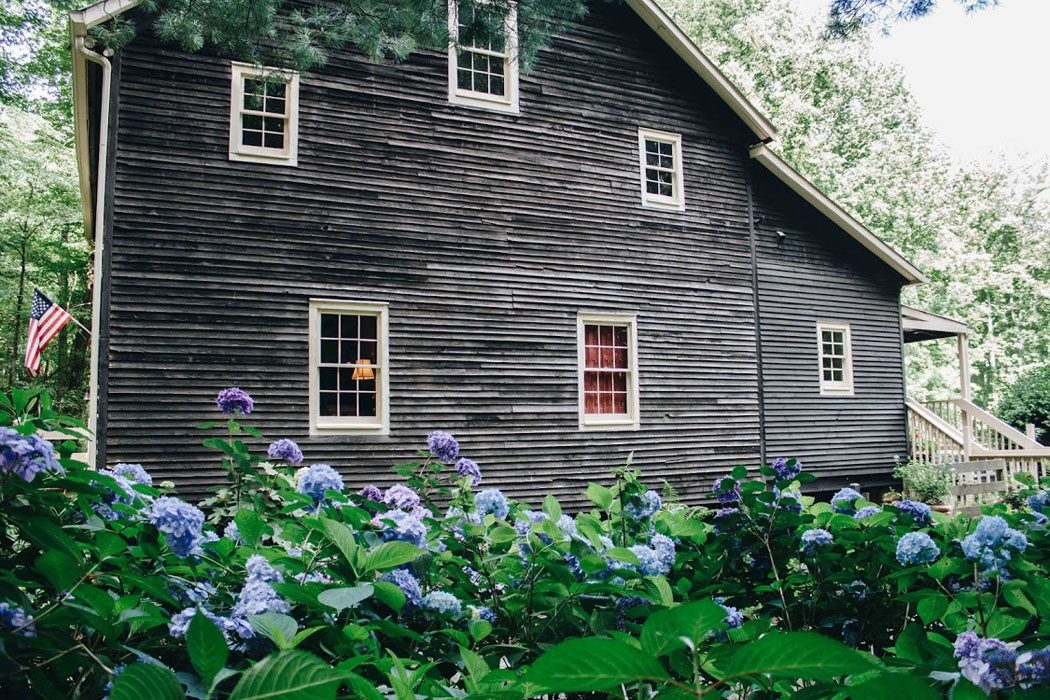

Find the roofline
[[749, 143, 927, 285], [901, 305, 971, 336], [69, 0, 140, 34], [624, 0, 776, 141]]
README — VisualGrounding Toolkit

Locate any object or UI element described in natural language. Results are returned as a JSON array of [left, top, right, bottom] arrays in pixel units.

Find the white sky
[[794, 0, 1050, 165]]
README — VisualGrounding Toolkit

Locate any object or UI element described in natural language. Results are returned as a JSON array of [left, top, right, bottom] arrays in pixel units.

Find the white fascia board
[[70, 0, 141, 34], [750, 143, 927, 285], [624, 0, 776, 142]]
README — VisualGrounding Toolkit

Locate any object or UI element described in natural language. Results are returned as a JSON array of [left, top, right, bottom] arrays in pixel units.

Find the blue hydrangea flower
[[854, 506, 880, 521], [0, 602, 35, 637], [383, 484, 420, 509], [92, 469, 138, 521], [801, 528, 833, 555], [216, 387, 253, 414], [426, 431, 459, 463], [1016, 649, 1050, 690], [895, 531, 940, 565], [112, 462, 152, 487], [624, 490, 662, 521], [359, 485, 382, 501], [267, 439, 303, 464], [0, 427, 63, 483], [770, 457, 802, 481], [896, 500, 932, 525], [475, 488, 509, 519], [651, 533, 676, 572], [231, 556, 289, 619], [954, 632, 1019, 693], [169, 607, 253, 643], [421, 591, 462, 617], [847, 580, 869, 601], [379, 568, 423, 608], [831, 488, 862, 515], [960, 515, 1027, 577], [455, 458, 482, 485], [245, 555, 282, 583], [149, 497, 205, 558], [841, 619, 861, 647], [712, 507, 739, 533], [514, 509, 548, 537], [467, 604, 497, 623], [774, 488, 803, 513], [223, 520, 242, 544], [712, 475, 741, 503], [373, 509, 428, 547], [170, 579, 217, 605], [556, 514, 577, 537], [723, 603, 744, 630], [297, 464, 344, 510], [1027, 491, 1050, 514]]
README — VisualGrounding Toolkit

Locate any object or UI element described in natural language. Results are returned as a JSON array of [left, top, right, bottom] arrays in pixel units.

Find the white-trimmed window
[[817, 322, 854, 395], [448, 0, 519, 113], [577, 313, 640, 430], [229, 62, 300, 166], [638, 128, 684, 210], [309, 300, 389, 434]]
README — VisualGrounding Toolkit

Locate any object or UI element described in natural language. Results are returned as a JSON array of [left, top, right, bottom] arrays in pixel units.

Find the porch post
[[958, 333, 972, 460]]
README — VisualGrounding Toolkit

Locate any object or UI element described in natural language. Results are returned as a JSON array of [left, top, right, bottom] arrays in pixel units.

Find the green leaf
[[188, 612, 229, 687], [361, 541, 423, 574], [320, 518, 360, 571], [917, 595, 949, 624], [229, 650, 349, 700], [542, 494, 562, 521], [848, 673, 940, 700], [641, 599, 726, 656], [731, 465, 748, 480], [317, 584, 374, 613], [950, 677, 988, 700], [108, 663, 186, 700], [649, 575, 674, 607], [587, 482, 613, 510], [249, 613, 299, 650], [23, 516, 82, 563], [468, 619, 492, 643], [234, 509, 266, 546], [524, 637, 669, 694], [372, 581, 407, 613], [984, 612, 1027, 639], [713, 631, 880, 682], [605, 547, 640, 566], [488, 525, 518, 544], [95, 531, 127, 559], [36, 549, 80, 592]]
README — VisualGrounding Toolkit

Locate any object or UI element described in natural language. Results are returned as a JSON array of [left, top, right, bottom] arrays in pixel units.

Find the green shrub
[[893, 457, 954, 504], [998, 365, 1050, 443], [3, 388, 1050, 697]]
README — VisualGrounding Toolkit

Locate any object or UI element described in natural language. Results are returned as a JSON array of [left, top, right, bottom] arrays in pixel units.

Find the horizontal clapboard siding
[[750, 165, 908, 491], [101, 2, 766, 507]]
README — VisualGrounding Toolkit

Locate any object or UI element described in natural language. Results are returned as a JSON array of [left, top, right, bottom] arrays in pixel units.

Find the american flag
[[24, 288, 72, 378]]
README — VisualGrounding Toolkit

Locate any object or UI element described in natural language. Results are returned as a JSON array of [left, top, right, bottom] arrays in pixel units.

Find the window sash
[[229, 62, 299, 165], [638, 129, 684, 209], [578, 314, 640, 430], [817, 323, 853, 394], [448, 0, 519, 111]]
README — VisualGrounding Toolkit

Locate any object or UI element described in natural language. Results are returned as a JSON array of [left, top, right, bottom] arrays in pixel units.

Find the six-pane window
[[817, 323, 854, 395], [638, 128, 684, 209], [309, 301, 388, 434], [448, 0, 519, 112], [578, 314, 640, 429], [229, 62, 299, 166]]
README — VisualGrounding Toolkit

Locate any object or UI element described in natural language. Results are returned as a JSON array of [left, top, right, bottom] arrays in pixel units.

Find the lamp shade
[[351, 359, 375, 381]]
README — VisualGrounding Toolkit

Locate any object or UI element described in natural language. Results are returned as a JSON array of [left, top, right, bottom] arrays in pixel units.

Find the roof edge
[[750, 143, 927, 285], [624, 0, 777, 141]]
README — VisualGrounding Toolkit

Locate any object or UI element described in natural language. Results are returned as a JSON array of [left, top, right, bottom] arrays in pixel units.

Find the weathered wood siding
[[100, 2, 768, 506], [749, 164, 909, 491]]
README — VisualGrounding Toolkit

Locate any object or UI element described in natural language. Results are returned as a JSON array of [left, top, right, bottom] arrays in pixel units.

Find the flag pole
[[32, 285, 91, 336]]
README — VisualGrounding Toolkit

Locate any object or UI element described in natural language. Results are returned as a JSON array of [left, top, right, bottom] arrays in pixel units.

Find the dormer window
[[448, 0, 519, 113], [229, 62, 300, 166], [638, 128, 684, 210]]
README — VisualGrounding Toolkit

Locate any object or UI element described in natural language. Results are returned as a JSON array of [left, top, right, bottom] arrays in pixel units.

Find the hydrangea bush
[[4, 387, 1050, 697]]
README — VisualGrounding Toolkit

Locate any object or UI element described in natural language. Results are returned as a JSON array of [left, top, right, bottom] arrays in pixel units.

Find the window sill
[[449, 91, 519, 115], [641, 196, 684, 211], [819, 388, 855, 397], [310, 422, 389, 436], [580, 417, 640, 432], [229, 150, 298, 167]]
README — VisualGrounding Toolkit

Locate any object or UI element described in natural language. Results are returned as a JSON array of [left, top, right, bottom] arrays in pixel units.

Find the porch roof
[[901, 305, 971, 343]]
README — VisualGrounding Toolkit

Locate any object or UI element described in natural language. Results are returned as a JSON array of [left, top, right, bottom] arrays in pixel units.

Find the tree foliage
[[665, 0, 1050, 407], [825, 0, 999, 37], [997, 366, 1050, 443]]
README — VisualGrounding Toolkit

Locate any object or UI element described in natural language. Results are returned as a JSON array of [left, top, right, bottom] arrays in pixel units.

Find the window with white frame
[[229, 62, 300, 166], [817, 322, 854, 395], [448, 0, 519, 113], [638, 128, 684, 209], [578, 313, 640, 430], [309, 300, 389, 434]]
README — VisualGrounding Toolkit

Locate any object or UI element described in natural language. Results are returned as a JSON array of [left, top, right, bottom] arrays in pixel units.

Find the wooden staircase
[[905, 398, 1050, 512]]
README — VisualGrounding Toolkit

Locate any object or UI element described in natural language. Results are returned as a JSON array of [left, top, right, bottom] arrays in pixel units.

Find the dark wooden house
[[69, 0, 927, 505]]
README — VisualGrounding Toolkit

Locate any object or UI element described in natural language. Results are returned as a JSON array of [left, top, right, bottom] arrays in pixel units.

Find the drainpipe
[[74, 34, 113, 468]]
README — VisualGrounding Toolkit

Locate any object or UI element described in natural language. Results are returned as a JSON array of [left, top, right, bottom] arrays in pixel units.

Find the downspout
[[73, 34, 113, 468]]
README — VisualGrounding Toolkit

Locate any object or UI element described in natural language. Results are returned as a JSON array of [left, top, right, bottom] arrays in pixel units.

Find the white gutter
[[71, 28, 114, 468]]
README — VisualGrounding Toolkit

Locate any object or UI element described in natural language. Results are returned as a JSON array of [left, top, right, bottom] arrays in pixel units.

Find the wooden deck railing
[[907, 398, 1050, 511]]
